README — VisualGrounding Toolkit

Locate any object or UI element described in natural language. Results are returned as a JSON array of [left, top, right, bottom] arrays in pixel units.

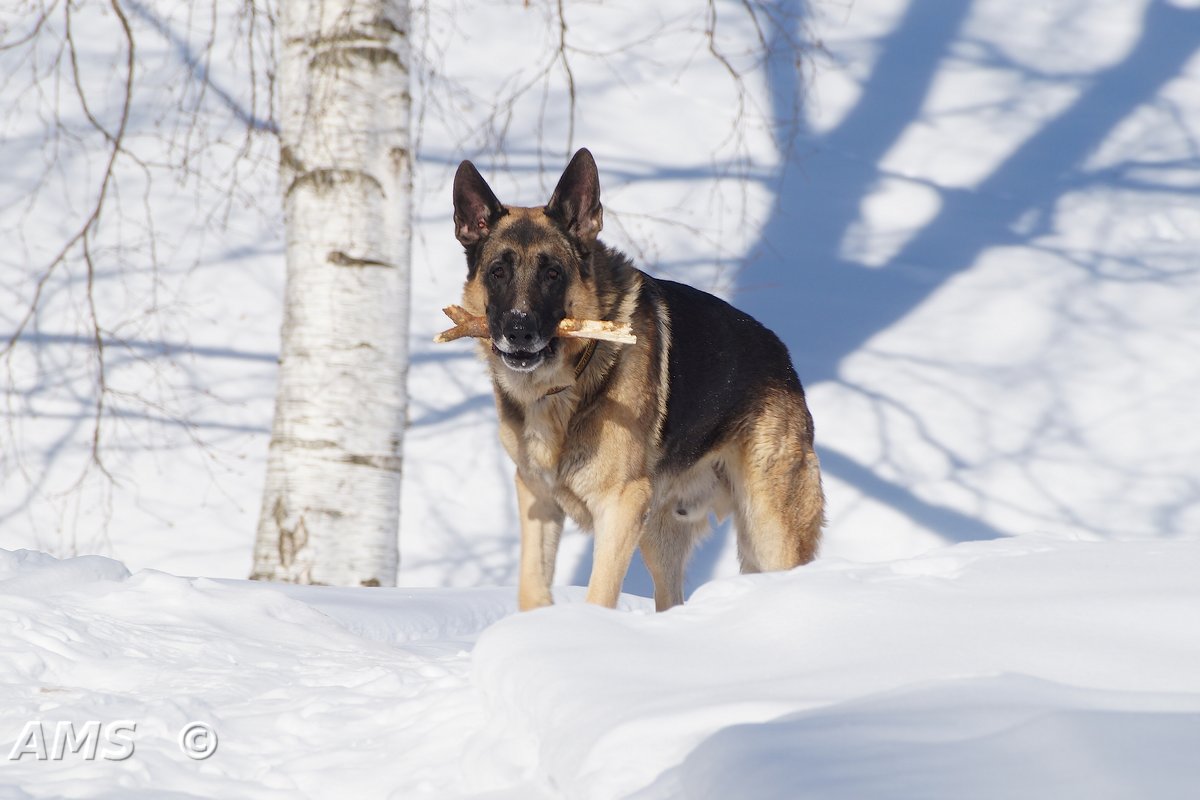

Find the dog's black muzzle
[[492, 309, 557, 372]]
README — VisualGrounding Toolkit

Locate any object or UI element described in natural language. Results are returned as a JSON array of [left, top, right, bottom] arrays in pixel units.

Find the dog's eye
[[489, 263, 507, 281], [545, 266, 561, 281]]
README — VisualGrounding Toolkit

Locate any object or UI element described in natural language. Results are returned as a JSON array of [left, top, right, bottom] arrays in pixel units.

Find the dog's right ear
[[453, 160, 504, 247]]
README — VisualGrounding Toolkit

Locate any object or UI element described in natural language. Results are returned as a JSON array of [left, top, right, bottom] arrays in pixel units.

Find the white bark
[[253, 0, 411, 586]]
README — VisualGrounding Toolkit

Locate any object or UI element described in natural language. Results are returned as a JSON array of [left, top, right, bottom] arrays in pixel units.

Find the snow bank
[[637, 675, 1200, 800], [465, 536, 1200, 799], [0, 548, 490, 798], [3, 540, 1199, 797], [0, 550, 130, 595], [0, 548, 643, 798]]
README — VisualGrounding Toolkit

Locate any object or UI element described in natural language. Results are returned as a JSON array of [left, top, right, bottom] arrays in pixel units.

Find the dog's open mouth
[[493, 339, 555, 372]]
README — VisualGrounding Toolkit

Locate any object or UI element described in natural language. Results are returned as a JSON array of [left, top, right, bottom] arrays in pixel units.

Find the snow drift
[[3, 537, 1199, 798]]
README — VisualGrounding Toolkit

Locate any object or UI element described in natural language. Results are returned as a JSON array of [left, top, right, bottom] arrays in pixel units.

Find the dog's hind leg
[[515, 472, 565, 610], [639, 508, 704, 611], [731, 390, 825, 573]]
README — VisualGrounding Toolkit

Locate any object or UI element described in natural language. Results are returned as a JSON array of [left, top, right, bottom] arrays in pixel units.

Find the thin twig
[[554, 0, 576, 158], [0, 0, 59, 52]]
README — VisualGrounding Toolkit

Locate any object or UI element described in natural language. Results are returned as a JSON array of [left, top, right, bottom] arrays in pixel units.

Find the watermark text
[[7, 721, 218, 761]]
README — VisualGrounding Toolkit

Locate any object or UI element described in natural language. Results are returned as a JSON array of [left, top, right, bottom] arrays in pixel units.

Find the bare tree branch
[[1, 0, 280, 551]]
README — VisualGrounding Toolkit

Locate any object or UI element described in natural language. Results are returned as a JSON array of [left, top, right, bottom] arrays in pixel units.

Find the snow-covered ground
[[3, 0, 1200, 796], [3, 538, 1199, 798]]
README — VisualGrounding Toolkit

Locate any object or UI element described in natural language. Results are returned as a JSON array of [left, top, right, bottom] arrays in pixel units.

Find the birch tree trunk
[[252, 0, 411, 586]]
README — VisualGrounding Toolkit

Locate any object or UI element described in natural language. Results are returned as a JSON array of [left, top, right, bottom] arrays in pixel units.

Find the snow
[[2, 539, 1199, 798], [465, 536, 1200, 798], [4, 0, 1200, 796]]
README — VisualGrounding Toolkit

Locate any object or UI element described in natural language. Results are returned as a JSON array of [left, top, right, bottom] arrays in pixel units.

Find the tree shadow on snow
[[577, 0, 1200, 598]]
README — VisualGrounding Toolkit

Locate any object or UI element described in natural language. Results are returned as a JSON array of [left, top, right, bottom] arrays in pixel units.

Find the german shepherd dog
[[452, 149, 824, 611]]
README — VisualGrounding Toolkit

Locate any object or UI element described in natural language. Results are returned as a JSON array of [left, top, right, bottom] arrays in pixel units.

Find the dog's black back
[[648, 277, 809, 474]]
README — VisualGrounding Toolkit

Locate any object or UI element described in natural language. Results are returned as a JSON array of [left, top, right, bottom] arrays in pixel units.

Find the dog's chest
[[519, 399, 574, 480], [517, 399, 599, 529]]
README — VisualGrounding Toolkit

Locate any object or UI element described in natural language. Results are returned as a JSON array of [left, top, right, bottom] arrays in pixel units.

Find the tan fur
[[463, 205, 823, 612], [726, 389, 825, 573]]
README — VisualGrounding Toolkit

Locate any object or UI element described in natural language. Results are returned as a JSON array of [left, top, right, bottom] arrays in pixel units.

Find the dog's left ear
[[546, 148, 603, 244]]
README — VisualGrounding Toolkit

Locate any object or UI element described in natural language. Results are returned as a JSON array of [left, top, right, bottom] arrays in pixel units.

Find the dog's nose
[[501, 310, 539, 348]]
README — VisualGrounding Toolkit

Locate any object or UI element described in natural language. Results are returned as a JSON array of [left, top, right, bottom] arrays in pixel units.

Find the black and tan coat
[[452, 149, 824, 611]]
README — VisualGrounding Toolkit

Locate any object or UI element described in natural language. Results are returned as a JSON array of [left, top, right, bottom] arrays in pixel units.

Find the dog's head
[[452, 148, 604, 374]]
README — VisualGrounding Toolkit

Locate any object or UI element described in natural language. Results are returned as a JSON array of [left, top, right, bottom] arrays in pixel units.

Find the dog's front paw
[[517, 589, 554, 611]]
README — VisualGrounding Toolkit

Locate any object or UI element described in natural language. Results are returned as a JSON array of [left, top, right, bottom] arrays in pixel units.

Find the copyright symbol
[[178, 721, 218, 760]]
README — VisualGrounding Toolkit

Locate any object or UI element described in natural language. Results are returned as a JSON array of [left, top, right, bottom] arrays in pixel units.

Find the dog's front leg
[[515, 472, 565, 611], [586, 478, 652, 608]]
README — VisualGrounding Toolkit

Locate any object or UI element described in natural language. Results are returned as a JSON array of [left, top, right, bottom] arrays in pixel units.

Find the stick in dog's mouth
[[433, 305, 637, 345]]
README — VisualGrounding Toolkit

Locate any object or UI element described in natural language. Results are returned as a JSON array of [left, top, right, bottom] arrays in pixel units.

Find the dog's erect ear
[[453, 160, 504, 247], [546, 148, 603, 244]]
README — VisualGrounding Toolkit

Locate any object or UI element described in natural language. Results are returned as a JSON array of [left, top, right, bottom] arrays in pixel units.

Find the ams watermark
[[7, 720, 218, 761], [8, 721, 136, 762]]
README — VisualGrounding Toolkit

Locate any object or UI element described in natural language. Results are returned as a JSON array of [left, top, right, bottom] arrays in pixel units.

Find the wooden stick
[[433, 305, 487, 343], [433, 305, 636, 345]]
